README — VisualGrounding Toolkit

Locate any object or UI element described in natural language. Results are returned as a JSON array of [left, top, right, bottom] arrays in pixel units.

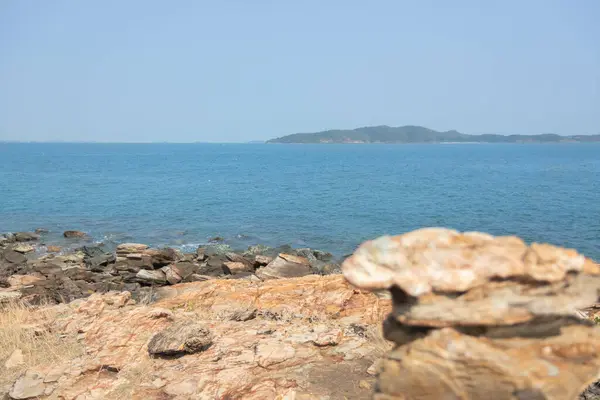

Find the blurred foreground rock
[[343, 227, 600, 400]]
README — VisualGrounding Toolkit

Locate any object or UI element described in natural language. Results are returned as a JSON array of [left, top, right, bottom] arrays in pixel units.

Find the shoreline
[[0, 230, 343, 305]]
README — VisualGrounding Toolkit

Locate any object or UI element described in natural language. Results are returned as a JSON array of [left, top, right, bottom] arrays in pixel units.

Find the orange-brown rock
[[3, 275, 390, 399], [342, 228, 600, 400]]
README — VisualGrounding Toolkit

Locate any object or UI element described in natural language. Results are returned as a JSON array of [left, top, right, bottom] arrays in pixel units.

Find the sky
[[0, 1, 598, 142]]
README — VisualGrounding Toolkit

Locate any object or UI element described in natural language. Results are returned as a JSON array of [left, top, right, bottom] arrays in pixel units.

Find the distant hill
[[267, 125, 600, 144]]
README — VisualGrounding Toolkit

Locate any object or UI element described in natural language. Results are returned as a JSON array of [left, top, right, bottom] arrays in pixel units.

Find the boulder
[[3, 249, 27, 265], [46, 246, 61, 253], [13, 232, 40, 242], [225, 252, 254, 267], [169, 262, 199, 281], [256, 253, 312, 280], [80, 246, 106, 258], [63, 230, 87, 238], [147, 321, 213, 356], [85, 253, 116, 271], [196, 246, 207, 261], [254, 254, 273, 267], [342, 227, 600, 400], [161, 265, 182, 285], [223, 261, 252, 275], [136, 269, 167, 285], [145, 248, 181, 267]]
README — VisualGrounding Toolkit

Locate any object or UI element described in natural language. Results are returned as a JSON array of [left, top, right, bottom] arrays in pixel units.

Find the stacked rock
[[342, 227, 600, 400]]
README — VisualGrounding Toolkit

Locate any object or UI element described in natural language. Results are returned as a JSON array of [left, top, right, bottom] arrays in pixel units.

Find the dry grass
[[0, 299, 82, 386]]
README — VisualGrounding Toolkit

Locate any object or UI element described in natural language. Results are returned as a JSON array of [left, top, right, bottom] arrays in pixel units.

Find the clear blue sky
[[1, 1, 598, 142]]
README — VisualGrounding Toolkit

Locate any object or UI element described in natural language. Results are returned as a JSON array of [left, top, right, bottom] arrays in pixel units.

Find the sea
[[1, 143, 599, 260]]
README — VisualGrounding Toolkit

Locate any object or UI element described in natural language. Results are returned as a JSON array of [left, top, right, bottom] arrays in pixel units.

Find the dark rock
[[3, 249, 27, 265], [63, 230, 88, 238], [255, 253, 312, 280], [80, 246, 106, 258], [208, 236, 224, 243], [14, 232, 40, 242], [34, 228, 49, 234], [148, 321, 213, 356], [86, 253, 116, 271], [33, 262, 64, 277], [199, 256, 226, 277]]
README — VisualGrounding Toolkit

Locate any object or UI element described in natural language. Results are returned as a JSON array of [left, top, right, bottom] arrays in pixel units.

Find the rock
[[147, 321, 213, 356], [9, 370, 46, 399], [256, 253, 312, 280], [116, 243, 149, 253], [223, 261, 252, 275], [13, 232, 40, 242], [243, 244, 271, 256], [342, 228, 600, 400], [46, 246, 61, 253], [146, 248, 181, 267], [4, 349, 25, 369], [254, 254, 273, 266], [295, 248, 333, 263], [13, 244, 34, 254], [80, 246, 106, 258], [312, 328, 343, 347], [169, 262, 199, 281], [3, 250, 27, 265], [208, 236, 224, 243], [135, 269, 167, 285], [63, 230, 87, 238], [225, 252, 254, 268], [196, 246, 207, 261], [34, 228, 48, 234], [161, 265, 182, 285], [85, 253, 116, 271]]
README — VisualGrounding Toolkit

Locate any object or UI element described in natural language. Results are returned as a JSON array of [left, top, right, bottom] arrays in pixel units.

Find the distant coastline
[[267, 125, 600, 144]]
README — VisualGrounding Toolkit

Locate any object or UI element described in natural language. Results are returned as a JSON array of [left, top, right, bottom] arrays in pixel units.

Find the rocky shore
[[2, 228, 600, 399], [0, 230, 342, 305]]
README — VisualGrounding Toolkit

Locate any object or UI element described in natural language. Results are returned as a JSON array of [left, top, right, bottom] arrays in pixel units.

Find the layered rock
[[342, 227, 600, 400], [2, 275, 390, 399]]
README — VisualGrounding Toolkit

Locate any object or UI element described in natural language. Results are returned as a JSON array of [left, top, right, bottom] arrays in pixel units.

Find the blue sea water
[[0, 143, 599, 259]]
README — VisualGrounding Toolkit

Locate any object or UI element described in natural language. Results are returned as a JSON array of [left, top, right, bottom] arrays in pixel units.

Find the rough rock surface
[[256, 253, 312, 280], [147, 321, 213, 356], [1, 275, 389, 399], [342, 227, 600, 400]]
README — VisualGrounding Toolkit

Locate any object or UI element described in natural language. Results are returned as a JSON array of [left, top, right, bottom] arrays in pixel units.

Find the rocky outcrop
[[342, 227, 600, 400], [2, 275, 389, 399]]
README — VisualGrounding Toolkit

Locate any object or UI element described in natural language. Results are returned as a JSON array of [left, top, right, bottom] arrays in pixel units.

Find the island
[[267, 125, 600, 144]]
